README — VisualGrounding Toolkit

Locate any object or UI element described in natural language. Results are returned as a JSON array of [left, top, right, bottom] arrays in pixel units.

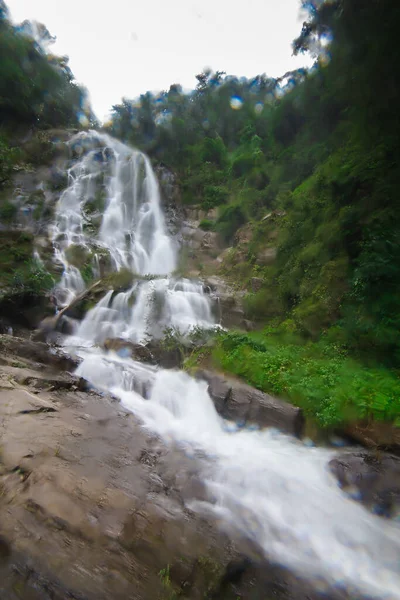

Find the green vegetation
[[0, 4, 94, 131], [158, 565, 178, 600], [0, 3, 95, 310], [0, 0, 398, 432], [106, 0, 400, 428], [206, 329, 400, 428], [0, 231, 53, 296], [12, 259, 54, 295], [64, 244, 92, 270], [0, 198, 17, 222], [0, 136, 20, 185], [108, 0, 400, 385], [199, 219, 214, 231], [0, 2, 95, 196]]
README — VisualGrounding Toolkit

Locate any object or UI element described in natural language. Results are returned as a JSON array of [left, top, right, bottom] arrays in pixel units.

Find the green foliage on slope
[[209, 329, 400, 428], [108, 0, 400, 370]]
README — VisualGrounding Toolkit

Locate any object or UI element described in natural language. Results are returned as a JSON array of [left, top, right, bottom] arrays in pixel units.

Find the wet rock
[[204, 276, 246, 328], [218, 296, 245, 328], [197, 370, 304, 436], [11, 367, 87, 392], [103, 338, 154, 363], [256, 247, 277, 266], [198, 371, 231, 414], [146, 340, 183, 369], [0, 334, 77, 371], [329, 451, 400, 518], [242, 319, 255, 331], [33, 315, 61, 341], [102, 338, 183, 369], [201, 230, 219, 251], [216, 247, 234, 264], [251, 277, 263, 292], [0, 318, 14, 335], [0, 379, 231, 600], [344, 420, 400, 453], [0, 337, 374, 600], [0, 536, 11, 564]]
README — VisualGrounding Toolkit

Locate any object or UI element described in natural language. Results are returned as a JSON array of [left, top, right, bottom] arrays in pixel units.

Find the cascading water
[[54, 131, 400, 599], [52, 131, 177, 302]]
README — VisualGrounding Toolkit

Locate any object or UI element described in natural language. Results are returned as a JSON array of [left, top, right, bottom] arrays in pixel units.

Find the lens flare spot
[[230, 96, 243, 110], [255, 102, 264, 115], [78, 112, 89, 127]]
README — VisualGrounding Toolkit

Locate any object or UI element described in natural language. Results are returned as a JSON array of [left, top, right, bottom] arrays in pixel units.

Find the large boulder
[[256, 247, 277, 266], [0, 334, 77, 372], [329, 451, 400, 518], [344, 420, 400, 453], [103, 337, 154, 363], [103, 337, 183, 369], [196, 370, 304, 437], [204, 276, 246, 328]]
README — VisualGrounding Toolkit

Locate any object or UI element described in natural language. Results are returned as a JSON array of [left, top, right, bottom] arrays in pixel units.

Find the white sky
[[7, 0, 311, 121]]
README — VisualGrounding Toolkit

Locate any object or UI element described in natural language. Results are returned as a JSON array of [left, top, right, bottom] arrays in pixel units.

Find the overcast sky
[[7, 0, 312, 121]]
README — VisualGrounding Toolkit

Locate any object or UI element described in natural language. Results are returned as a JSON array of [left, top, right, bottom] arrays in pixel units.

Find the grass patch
[[208, 329, 400, 428]]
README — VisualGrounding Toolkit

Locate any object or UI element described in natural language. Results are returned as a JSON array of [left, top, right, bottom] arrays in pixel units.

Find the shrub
[[12, 259, 54, 295], [0, 200, 17, 222], [199, 219, 214, 231], [243, 288, 284, 320], [215, 204, 246, 243]]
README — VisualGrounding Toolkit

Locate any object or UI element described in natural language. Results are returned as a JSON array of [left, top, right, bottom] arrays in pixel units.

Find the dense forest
[[108, 0, 400, 370]]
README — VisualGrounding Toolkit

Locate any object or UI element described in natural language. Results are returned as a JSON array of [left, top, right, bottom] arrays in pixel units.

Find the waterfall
[[55, 131, 400, 599], [52, 131, 176, 301]]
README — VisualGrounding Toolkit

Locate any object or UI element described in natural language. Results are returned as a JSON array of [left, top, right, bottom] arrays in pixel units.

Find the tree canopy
[[0, 3, 94, 129]]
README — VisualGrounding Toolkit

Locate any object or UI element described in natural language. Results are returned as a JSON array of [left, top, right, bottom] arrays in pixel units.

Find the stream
[[51, 131, 400, 599]]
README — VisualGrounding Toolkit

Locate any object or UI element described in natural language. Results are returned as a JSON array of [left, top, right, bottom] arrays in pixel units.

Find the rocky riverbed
[[0, 333, 399, 600], [0, 130, 399, 600]]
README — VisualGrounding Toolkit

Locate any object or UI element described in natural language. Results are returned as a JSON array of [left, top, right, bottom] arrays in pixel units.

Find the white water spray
[[56, 132, 400, 599]]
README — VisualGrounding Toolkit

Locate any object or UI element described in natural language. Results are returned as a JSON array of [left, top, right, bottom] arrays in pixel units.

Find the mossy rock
[[49, 170, 68, 192], [85, 186, 107, 215], [64, 244, 91, 268], [103, 268, 135, 291]]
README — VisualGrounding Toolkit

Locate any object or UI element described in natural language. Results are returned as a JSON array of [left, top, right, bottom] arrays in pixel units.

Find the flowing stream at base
[[53, 132, 400, 599]]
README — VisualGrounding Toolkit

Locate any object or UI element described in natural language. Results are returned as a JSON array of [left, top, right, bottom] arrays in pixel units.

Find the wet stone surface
[[0, 333, 377, 600]]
